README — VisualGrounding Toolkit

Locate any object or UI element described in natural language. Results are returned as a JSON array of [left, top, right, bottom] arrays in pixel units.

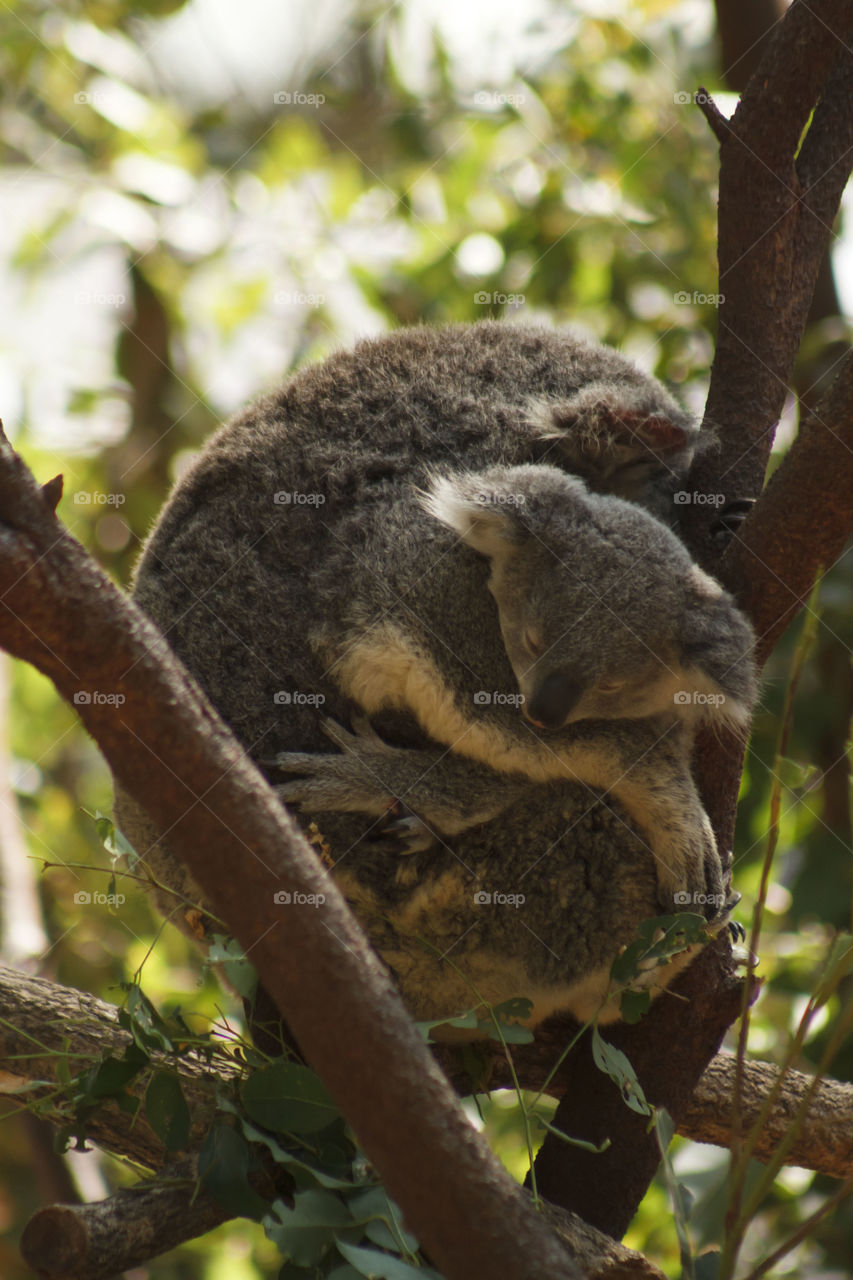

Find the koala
[[114, 320, 754, 1030], [269, 463, 755, 909]]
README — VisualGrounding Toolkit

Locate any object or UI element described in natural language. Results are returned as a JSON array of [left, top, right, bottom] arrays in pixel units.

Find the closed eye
[[524, 629, 544, 657], [596, 679, 625, 694]]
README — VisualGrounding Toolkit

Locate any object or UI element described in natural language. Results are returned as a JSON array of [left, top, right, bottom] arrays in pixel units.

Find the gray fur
[[114, 321, 754, 1028]]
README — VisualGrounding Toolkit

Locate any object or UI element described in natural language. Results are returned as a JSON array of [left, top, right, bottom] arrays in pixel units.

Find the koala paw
[[367, 806, 437, 855], [269, 740, 394, 818]]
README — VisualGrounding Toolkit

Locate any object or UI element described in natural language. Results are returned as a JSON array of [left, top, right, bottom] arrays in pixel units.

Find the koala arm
[[269, 718, 528, 840], [269, 718, 723, 915]]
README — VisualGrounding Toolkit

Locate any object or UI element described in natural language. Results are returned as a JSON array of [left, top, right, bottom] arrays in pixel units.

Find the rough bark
[[7, 961, 852, 1274], [533, 0, 853, 1235], [0, 436, 577, 1280]]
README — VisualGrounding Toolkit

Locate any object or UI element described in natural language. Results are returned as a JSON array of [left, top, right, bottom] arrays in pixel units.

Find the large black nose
[[524, 671, 583, 730]]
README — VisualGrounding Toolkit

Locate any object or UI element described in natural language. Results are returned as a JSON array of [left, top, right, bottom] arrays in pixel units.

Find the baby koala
[[271, 463, 755, 913]]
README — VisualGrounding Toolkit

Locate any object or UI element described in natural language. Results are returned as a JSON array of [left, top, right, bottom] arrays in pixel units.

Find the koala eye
[[596, 678, 625, 694], [523, 629, 544, 657]]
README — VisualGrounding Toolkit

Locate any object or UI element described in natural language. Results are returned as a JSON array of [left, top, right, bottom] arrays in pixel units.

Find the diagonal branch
[[0, 429, 577, 1280], [685, 0, 853, 549]]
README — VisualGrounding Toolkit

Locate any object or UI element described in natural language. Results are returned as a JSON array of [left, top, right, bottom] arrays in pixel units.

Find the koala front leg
[[268, 718, 527, 845], [541, 718, 723, 915]]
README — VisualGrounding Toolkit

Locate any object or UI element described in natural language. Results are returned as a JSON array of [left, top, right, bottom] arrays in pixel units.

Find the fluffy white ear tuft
[[419, 475, 521, 558]]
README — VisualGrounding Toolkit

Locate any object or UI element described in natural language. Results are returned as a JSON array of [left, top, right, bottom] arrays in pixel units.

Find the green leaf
[[654, 1107, 696, 1277], [198, 1119, 270, 1221], [119, 984, 176, 1053], [265, 1190, 352, 1266], [77, 1043, 148, 1102], [242, 1062, 340, 1135], [618, 988, 651, 1024], [91, 809, 136, 860], [228, 1107, 358, 1189], [145, 1070, 190, 1152], [335, 1238, 442, 1279], [591, 1027, 650, 1116], [610, 913, 705, 986], [207, 935, 257, 999], [348, 1187, 418, 1256]]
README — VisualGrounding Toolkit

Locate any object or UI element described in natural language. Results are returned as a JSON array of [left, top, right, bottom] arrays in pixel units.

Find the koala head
[[422, 465, 756, 734]]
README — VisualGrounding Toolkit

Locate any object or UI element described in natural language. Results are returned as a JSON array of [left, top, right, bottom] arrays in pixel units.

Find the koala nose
[[524, 671, 583, 730]]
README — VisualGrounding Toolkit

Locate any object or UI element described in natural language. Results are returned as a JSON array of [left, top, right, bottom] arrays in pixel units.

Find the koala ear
[[535, 393, 690, 459], [679, 566, 757, 728], [420, 475, 525, 560]]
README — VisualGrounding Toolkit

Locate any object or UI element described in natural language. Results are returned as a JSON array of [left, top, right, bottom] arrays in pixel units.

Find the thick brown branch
[[0, 435, 577, 1280], [1, 966, 657, 1278], [685, 0, 853, 550], [725, 347, 853, 664], [679, 1053, 853, 1179], [20, 1165, 231, 1280]]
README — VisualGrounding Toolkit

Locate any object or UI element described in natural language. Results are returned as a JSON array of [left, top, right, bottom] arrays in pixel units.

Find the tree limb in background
[[728, 347, 853, 664], [0, 966, 661, 1279], [688, 0, 853, 536], [534, 0, 853, 1235], [0, 433, 578, 1280]]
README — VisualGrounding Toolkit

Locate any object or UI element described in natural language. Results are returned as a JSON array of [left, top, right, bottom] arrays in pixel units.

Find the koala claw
[[368, 810, 437, 855], [727, 918, 746, 944]]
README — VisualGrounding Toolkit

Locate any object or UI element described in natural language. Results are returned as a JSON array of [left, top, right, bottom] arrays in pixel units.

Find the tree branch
[[0, 965, 659, 1278], [686, 0, 853, 547], [0, 432, 578, 1280], [726, 347, 853, 664]]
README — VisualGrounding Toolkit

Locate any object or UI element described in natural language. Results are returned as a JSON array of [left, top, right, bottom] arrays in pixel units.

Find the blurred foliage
[[1, 0, 852, 1276]]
